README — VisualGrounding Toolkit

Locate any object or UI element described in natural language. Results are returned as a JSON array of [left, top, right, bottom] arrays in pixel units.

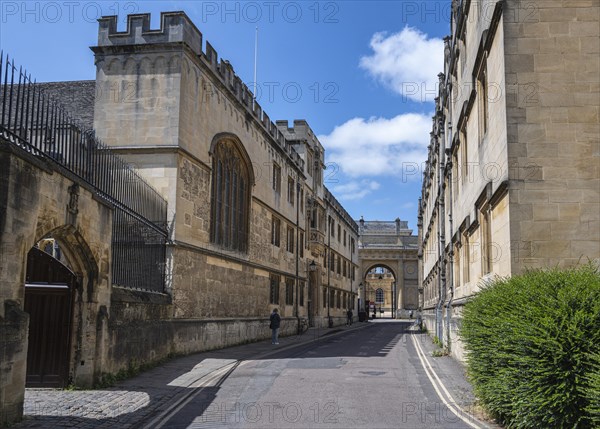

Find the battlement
[[98, 12, 203, 54], [275, 119, 323, 155], [96, 11, 304, 171]]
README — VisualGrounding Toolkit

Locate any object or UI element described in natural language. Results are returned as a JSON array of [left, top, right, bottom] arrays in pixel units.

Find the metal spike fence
[[0, 53, 168, 292]]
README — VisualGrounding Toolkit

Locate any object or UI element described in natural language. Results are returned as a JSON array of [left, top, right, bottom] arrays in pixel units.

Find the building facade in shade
[[419, 0, 600, 361]]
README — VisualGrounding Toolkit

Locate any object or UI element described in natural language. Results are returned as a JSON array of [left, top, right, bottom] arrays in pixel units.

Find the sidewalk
[[406, 322, 502, 429], [16, 321, 371, 428]]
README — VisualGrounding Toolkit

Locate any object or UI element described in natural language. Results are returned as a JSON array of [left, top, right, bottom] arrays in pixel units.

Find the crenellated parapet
[[94, 11, 304, 171], [97, 12, 202, 53]]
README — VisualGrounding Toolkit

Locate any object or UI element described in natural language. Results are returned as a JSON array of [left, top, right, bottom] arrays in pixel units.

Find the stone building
[[0, 11, 360, 423], [276, 120, 360, 327], [419, 0, 600, 361], [357, 219, 419, 319], [89, 11, 360, 361]]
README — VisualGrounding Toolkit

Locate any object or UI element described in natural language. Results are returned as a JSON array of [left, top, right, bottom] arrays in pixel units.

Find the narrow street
[[19, 321, 488, 429], [151, 321, 474, 429]]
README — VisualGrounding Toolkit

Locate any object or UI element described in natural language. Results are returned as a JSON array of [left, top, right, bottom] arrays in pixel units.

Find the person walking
[[346, 309, 353, 325], [270, 308, 281, 344]]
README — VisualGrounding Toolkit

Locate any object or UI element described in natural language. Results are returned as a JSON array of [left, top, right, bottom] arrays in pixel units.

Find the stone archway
[[26, 225, 103, 388], [357, 219, 419, 319], [362, 263, 399, 318], [24, 246, 77, 387], [0, 146, 114, 424]]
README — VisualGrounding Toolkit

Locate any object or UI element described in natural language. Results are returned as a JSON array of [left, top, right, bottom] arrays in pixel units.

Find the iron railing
[[0, 52, 168, 293]]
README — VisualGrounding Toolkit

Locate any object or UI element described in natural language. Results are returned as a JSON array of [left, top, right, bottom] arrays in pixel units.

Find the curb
[[408, 325, 501, 429]]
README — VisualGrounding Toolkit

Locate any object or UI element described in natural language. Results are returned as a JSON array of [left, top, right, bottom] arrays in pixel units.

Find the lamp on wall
[[309, 260, 317, 272]]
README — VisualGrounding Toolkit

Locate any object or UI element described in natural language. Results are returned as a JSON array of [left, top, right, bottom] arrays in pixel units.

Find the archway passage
[[357, 219, 419, 319], [364, 265, 397, 319], [24, 246, 76, 388]]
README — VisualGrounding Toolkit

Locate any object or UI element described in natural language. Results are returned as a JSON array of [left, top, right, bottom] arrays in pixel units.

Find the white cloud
[[319, 113, 432, 178], [331, 180, 381, 201], [360, 26, 444, 103]]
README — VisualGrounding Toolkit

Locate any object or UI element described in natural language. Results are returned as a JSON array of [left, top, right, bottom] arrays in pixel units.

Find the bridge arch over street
[[357, 218, 419, 319]]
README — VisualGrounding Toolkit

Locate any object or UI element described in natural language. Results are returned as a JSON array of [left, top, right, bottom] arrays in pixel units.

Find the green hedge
[[461, 265, 600, 428]]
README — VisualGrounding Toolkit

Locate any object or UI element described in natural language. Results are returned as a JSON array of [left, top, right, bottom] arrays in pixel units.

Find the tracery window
[[210, 139, 250, 252]]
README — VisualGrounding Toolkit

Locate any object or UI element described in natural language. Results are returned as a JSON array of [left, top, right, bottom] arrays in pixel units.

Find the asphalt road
[[150, 320, 474, 429]]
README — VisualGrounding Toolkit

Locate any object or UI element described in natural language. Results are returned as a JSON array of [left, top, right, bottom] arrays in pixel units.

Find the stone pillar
[[0, 300, 29, 425], [397, 260, 404, 316]]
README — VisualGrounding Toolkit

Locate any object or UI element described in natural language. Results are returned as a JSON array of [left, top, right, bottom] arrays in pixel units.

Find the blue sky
[[0, 1, 452, 230]]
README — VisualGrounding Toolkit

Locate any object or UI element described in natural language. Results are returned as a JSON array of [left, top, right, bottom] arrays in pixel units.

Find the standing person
[[346, 308, 353, 325], [270, 308, 281, 344]]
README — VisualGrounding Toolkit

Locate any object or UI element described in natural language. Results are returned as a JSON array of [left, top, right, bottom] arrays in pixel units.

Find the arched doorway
[[363, 264, 397, 319], [24, 241, 77, 387]]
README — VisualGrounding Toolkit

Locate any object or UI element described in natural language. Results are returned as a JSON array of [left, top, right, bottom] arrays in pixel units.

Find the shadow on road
[[17, 320, 426, 428]]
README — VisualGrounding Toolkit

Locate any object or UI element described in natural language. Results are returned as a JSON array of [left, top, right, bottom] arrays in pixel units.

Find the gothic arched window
[[210, 139, 251, 252]]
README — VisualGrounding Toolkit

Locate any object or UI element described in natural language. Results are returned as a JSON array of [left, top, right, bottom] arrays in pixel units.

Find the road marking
[[144, 361, 242, 429], [410, 332, 488, 429], [143, 324, 376, 427]]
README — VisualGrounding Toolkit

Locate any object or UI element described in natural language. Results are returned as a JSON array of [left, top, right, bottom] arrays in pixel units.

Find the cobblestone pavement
[[16, 323, 370, 428]]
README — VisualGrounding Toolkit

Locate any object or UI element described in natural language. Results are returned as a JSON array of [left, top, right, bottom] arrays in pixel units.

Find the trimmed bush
[[461, 265, 600, 429]]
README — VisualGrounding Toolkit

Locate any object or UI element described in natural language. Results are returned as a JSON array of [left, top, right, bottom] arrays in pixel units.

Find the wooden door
[[24, 247, 75, 388]]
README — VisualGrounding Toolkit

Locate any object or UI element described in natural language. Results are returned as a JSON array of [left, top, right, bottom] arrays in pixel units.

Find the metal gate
[[24, 247, 76, 388]]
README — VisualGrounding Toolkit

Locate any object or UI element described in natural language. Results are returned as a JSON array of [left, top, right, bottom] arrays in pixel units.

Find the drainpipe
[[437, 114, 447, 345], [295, 180, 301, 333], [435, 159, 443, 341], [445, 145, 454, 352], [446, 111, 455, 352], [326, 198, 332, 328], [350, 236, 354, 318], [417, 198, 424, 327]]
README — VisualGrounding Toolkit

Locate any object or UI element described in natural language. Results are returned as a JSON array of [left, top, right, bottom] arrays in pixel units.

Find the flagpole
[[253, 26, 258, 107]]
